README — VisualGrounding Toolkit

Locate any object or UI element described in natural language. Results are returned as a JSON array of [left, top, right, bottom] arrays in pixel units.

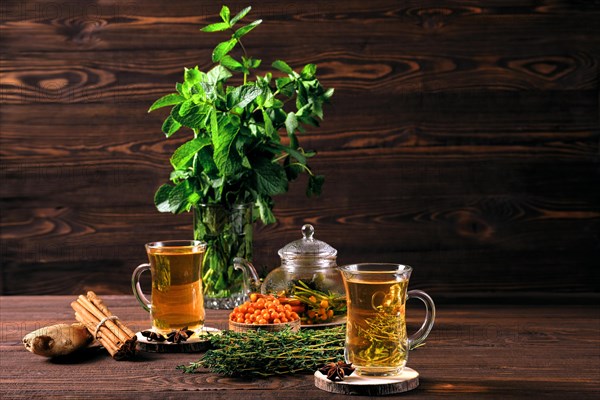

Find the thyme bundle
[[178, 326, 345, 377]]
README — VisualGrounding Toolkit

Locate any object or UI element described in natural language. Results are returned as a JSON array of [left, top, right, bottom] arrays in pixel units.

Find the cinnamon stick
[[86, 291, 136, 338], [71, 291, 136, 360]]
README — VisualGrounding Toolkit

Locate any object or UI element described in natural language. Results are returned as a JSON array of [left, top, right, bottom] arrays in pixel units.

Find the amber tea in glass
[[339, 263, 435, 376], [132, 241, 206, 334]]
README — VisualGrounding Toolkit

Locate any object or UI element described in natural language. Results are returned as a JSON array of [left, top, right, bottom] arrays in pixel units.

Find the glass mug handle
[[131, 263, 151, 312], [407, 289, 436, 349]]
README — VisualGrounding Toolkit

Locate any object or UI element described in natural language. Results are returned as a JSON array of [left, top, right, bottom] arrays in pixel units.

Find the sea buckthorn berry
[[327, 309, 334, 318], [309, 296, 317, 303], [247, 306, 255, 314], [290, 312, 299, 320], [283, 304, 292, 311], [320, 300, 329, 309], [273, 318, 281, 324], [250, 293, 258, 302]]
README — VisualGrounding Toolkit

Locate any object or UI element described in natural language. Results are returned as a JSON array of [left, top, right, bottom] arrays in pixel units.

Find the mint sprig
[[148, 5, 333, 224]]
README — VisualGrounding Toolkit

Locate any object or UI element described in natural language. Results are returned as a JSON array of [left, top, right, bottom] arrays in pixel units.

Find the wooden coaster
[[314, 367, 419, 396], [135, 327, 219, 353]]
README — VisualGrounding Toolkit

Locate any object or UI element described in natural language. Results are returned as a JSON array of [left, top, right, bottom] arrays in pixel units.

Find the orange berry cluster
[[229, 294, 300, 325], [304, 295, 335, 324]]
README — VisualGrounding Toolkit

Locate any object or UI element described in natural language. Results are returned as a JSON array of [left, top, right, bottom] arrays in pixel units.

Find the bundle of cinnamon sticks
[[71, 291, 137, 360]]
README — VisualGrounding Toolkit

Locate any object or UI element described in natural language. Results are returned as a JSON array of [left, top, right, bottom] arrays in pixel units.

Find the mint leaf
[[220, 5, 230, 23], [209, 108, 219, 135], [301, 64, 317, 79], [201, 22, 230, 32], [230, 6, 251, 26], [212, 39, 238, 63], [178, 99, 194, 116], [233, 19, 262, 39], [276, 77, 295, 97], [256, 195, 276, 224], [284, 112, 298, 135], [170, 137, 211, 169], [307, 174, 324, 197], [171, 103, 210, 130], [162, 115, 182, 137], [213, 116, 242, 175], [148, 93, 185, 112], [247, 58, 261, 69], [253, 158, 288, 196], [168, 181, 191, 213], [170, 169, 190, 183], [184, 67, 202, 84], [220, 55, 244, 72], [228, 85, 262, 109], [195, 146, 218, 175], [272, 60, 294, 74], [155, 184, 174, 212], [262, 110, 275, 137], [207, 64, 233, 85]]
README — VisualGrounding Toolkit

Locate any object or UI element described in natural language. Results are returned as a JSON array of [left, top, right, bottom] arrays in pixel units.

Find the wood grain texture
[[1, 0, 599, 298], [0, 296, 599, 399]]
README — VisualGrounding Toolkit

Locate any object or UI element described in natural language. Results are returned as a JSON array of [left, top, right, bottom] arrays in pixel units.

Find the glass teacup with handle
[[339, 263, 435, 376]]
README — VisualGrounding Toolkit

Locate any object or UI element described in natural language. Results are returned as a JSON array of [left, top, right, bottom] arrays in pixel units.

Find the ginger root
[[23, 323, 93, 357]]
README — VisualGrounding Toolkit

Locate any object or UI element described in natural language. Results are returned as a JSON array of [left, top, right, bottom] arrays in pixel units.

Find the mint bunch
[[148, 5, 333, 224]]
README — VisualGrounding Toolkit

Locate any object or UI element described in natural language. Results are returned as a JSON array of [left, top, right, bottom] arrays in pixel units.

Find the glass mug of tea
[[131, 240, 207, 334], [339, 263, 435, 376]]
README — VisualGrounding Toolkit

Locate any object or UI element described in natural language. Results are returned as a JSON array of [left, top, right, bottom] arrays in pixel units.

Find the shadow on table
[[47, 345, 157, 364]]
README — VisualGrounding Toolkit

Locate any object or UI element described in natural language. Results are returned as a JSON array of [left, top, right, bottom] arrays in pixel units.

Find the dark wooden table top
[[0, 296, 598, 399]]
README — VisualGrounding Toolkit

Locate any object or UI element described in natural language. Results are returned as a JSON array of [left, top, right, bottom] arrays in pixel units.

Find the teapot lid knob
[[302, 224, 315, 240], [278, 224, 337, 260]]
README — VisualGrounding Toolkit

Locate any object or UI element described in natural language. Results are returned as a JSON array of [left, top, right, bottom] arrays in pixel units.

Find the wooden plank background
[[1, 0, 599, 300]]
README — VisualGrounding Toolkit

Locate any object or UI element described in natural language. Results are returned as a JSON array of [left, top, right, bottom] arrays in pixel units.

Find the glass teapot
[[233, 224, 344, 300]]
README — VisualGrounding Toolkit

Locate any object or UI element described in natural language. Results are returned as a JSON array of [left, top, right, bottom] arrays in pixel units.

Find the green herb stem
[[179, 326, 345, 377]]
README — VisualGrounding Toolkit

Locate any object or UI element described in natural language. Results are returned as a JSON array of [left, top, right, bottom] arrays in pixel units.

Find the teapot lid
[[278, 224, 337, 260]]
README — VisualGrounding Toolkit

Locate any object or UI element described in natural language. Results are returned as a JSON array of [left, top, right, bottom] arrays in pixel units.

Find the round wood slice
[[135, 327, 219, 353], [314, 367, 419, 396]]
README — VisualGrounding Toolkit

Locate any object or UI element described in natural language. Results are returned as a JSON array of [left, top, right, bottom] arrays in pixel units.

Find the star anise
[[166, 327, 195, 344], [318, 361, 355, 381], [140, 330, 166, 342]]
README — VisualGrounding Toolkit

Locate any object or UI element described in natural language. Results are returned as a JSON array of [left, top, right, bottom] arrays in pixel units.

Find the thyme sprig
[[177, 326, 345, 377]]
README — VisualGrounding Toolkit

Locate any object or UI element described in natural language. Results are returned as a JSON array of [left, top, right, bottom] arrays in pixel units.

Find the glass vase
[[193, 203, 253, 309]]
